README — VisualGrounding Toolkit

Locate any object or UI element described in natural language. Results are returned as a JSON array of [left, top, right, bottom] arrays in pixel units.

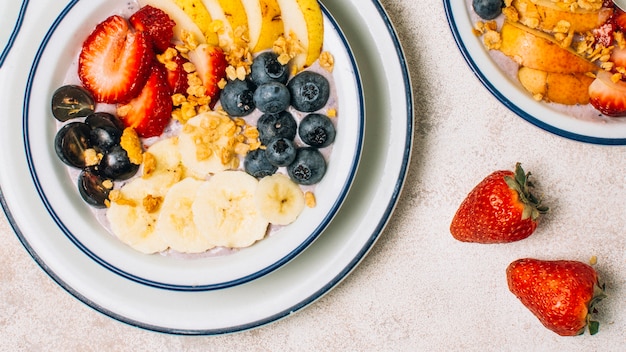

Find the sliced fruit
[[138, 0, 207, 45], [142, 137, 185, 187], [499, 21, 597, 74], [588, 70, 626, 117], [610, 45, 626, 68], [153, 177, 215, 253], [517, 66, 594, 105], [216, 0, 250, 47], [192, 171, 269, 248], [106, 177, 169, 254], [78, 15, 153, 103], [241, 0, 284, 52], [201, 0, 238, 49], [178, 112, 239, 177], [129, 5, 176, 53], [255, 173, 305, 225], [117, 63, 173, 138], [171, 0, 219, 46], [187, 44, 228, 107], [275, 0, 324, 69], [164, 49, 191, 95], [511, 0, 611, 34]]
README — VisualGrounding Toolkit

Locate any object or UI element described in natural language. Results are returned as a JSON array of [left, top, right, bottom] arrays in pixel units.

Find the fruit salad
[[52, 0, 340, 255], [470, 0, 626, 121]]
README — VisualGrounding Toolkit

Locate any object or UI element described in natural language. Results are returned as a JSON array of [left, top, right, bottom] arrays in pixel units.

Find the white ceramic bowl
[[446, 0, 626, 145], [24, 0, 364, 290]]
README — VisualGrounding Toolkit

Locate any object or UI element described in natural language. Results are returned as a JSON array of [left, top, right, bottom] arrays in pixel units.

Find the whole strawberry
[[450, 163, 548, 243], [506, 258, 606, 336]]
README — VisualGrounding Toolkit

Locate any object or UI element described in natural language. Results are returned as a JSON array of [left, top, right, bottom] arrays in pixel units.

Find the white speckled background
[[1, 0, 625, 350]]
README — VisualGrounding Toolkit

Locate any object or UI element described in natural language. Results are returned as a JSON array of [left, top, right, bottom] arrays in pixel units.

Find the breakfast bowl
[[446, 0, 626, 145], [18, 0, 364, 290]]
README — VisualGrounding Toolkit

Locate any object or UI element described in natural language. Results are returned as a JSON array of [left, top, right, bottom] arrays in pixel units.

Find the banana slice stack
[[106, 125, 307, 254]]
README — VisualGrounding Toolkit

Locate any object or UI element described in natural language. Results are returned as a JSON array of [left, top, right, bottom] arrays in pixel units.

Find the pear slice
[[171, 0, 219, 45], [518, 66, 594, 105], [275, 0, 324, 69], [241, 0, 284, 53], [511, 0, 612, 33], [499, 21, 597, 74]]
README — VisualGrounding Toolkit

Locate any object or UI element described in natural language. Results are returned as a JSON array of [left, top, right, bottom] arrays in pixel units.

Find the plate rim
[[22, 0, 366, 291], [0, 0, 413, 335], [444, 0, 626, 146], [0, 0, 30, 68]]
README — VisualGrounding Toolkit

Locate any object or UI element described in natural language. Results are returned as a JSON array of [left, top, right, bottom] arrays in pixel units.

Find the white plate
[[0, 0, 412, 334], [23, 0, 363, 290], [445, 1, 626, 145], [0, 0, 29, 67]]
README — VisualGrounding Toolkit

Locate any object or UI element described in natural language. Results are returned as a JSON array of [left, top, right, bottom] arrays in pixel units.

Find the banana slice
[[192, 170, 269, 248], [142, 137, 185, 187], [153, 177, 215, 253], [106, 177, 169, 254], [178, 112, 239, 179], [255, 173, 305, 225]]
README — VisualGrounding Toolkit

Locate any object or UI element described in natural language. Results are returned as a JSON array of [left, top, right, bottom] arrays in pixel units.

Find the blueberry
[[299, 113, 336, 148], [257, 111, 298, 145], [472, 0, 503, 20], [220, 79, 256, 117], [288, 71, 330, 112], [287, 147, 327, 185], [250, 51, 289, 85], [244, 148, 278, 178], [253, 82, 291, 114], [265, 138, 297, 167], [98, 145, 139, 180]]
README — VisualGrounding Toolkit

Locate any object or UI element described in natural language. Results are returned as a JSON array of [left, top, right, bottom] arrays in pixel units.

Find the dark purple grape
[[51, 85, 95, 122], [78, 168, 113, 208], [54, 122, 93, 168], [86, 113, 123, 152], [98, 145, 139, 180]]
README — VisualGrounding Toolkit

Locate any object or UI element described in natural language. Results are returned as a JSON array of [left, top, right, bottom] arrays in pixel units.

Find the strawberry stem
[[504, 163, 549, 221]]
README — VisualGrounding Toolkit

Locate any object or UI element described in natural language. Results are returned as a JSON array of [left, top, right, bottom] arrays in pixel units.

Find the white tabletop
[[1, 1, 625, 350]]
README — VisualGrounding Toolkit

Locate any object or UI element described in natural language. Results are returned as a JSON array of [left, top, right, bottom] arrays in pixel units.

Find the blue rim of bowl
[[0, 0, 30, 68], [6, 0, 413, 334], [444, 0, 626, 146], [22, 0, 365, 292]]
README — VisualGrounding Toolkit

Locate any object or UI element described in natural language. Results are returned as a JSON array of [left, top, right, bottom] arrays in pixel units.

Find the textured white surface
[[1, 0, 625, 351]]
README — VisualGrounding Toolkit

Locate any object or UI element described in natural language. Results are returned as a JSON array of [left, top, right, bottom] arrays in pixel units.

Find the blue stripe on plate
[[0, 0, 30, 68]]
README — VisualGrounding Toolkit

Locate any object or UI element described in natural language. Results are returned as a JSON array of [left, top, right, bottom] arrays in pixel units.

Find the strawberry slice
[[117, 63, 173, 138], [166, 50, 190, 95], [78, 15, 152, 104], [615, 7, 626, 31], [610, 45, 626, 68], [188, 44, 228, 108], [594, 15, 614, 48], [130, 5, 175, 54], [588, 70, 626, 117]]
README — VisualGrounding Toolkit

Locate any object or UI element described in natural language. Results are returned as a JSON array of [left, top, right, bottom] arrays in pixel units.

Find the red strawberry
[[78, 15, 153, 104], [609, 45, 626, 68], [594, 15, 614, 48], [450, 163, 548, 243], [507, 258, 606, 336], [129, 5, 175, 53], [165, 50, 190, 95], [188, 44, 228, 108], [588, 70, 626, 117], [117, 63, 173, 138], [614, 7, 626, 31]]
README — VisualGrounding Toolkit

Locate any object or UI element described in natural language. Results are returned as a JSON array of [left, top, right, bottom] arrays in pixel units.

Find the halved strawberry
[[78, 15, 152, 104], [117, 63, 173, 138], [130, 5, 175, 53], [614, 7, 626, 31], [588, 70, 626, 117], [594, 15, 614, 48], [610, 45, 626, 68], [188, 44, 228, 108], [166, 50, 190, 95]]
